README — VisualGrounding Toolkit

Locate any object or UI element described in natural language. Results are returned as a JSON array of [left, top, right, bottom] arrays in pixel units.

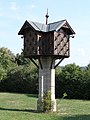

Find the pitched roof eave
[[18, 19, 75, 35], [65, 21, 75, 34], [56, 20, 75, 34], [56, 20, 66, 31]]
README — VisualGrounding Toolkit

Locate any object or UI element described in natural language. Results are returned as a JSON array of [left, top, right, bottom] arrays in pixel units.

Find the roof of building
[[18, 19, 75, 35]]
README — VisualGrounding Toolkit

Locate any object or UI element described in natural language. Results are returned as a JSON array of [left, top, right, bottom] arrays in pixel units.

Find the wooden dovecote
[[18, 20, 75, 59], [18, 17, 75, 112]]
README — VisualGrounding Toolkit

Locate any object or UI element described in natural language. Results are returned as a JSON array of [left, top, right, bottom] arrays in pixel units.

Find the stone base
[[51, 99, 56, 112], [37, 99, 43, 112]]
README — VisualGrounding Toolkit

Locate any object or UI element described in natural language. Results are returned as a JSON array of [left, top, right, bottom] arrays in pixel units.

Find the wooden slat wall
[[24, 28, 37, 57], [54, 29, 70, 57], [23, 28, 70, 58]]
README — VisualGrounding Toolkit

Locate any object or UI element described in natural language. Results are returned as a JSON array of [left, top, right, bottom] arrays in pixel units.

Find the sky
[[0, 0, 90, 66]]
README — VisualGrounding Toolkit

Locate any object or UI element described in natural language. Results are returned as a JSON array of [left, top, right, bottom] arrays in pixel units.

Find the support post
[[37, 57, 56, 112]]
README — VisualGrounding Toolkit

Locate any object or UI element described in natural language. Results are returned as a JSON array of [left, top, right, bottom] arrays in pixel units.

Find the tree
[[0, 47, 16, 71], [56, 63, 84, 99], [15, 53, 31, 66], [0, 65, 6, 80], [82, 64, 90, 99], [1, 64, 38, 93]]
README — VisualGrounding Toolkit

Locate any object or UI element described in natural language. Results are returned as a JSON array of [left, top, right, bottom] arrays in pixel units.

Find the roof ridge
[[28, 20, 66, 26], [48, 19, 66, 25], [32, 21, 41, 31], [18, 19, 75, 35]]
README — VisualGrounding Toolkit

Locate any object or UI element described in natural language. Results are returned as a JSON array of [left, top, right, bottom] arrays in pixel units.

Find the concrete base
[[37, 57, 56, 112]]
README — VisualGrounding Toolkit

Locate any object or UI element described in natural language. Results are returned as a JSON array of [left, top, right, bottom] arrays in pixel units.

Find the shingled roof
[[18, 19, 75, 35]]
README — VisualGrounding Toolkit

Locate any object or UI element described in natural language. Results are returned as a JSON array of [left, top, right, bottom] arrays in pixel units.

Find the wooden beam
[[54, 58, 64, 69], [38, 58, 43, 69], [30, 58, 39, 69], [54, 47, 69, 68]]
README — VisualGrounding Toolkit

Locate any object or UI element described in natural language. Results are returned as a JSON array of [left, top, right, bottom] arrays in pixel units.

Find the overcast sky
[[0, 0, 90, 66]]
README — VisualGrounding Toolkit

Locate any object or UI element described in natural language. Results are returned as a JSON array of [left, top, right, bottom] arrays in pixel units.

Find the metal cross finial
[[45, 9, 49, 24]]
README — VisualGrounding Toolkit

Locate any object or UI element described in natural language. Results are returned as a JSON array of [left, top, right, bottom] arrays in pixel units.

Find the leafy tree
[[55, 66, 62, 77], [15, 53, 31, 65], [0, 65, 6, 80], [56, 63, 84, 99], [1, 62, 38, 93], [82, 64, 90, 99], [0, 47, 16, 71]]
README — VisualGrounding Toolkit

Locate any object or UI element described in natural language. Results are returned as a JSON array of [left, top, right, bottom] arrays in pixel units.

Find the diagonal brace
[[30, 58, 39, 69], [54, 58, 64, 69]]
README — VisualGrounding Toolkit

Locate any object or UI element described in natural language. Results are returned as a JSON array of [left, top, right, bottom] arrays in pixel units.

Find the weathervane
[[45, 9, 49, 24]]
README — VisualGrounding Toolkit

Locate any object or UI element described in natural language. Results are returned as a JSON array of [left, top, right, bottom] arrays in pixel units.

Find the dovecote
[[18, 20, 75, 59]]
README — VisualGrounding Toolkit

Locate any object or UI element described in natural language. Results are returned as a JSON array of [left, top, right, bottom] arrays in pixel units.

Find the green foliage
[[39, 91, 55, 112], [56, 63, 90, 100], [80, 65, 90, 99], [0, 65, 6, 80], [62, 92, 68, 99], [56, 63, 82, 99], [0, 47, 38, 93], [43, 91, 52, 112], [1, 64, 38, 93], [0, 47, 16, 71], [0, 47, 17, 83], [0, 47, 90, 100], [55, 66, 62, 76], [15, 53, 31, 65]]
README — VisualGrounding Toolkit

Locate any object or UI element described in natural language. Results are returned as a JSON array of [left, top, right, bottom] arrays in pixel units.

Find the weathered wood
[[22, 27, 70, 58], [38, 58, 43, 69]]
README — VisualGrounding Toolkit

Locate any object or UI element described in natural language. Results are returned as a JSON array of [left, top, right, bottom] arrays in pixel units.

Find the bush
[[0, 65, 38, 94], [56, 64, 90, 100]]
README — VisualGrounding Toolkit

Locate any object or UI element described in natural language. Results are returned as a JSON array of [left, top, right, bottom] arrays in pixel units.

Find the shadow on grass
[[0, 107, 90, 120], [0, 92, 38, 98], [0, 107, 37, 113], [26, 94, 38, 98], [59, 115, 90, 120]]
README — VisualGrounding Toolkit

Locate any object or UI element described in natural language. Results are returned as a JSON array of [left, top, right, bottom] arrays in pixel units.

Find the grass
[[0, 93, 90, 120]]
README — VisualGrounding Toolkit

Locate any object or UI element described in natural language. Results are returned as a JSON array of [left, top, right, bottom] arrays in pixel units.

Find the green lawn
[[0, 93, 90, 120]]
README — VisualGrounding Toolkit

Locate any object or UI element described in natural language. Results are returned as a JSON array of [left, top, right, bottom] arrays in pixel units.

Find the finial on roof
[[45, 9, 49, 25]]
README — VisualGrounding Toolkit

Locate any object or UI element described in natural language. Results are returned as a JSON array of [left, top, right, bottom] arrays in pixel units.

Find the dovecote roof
[[18, 19, 75, 35]]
